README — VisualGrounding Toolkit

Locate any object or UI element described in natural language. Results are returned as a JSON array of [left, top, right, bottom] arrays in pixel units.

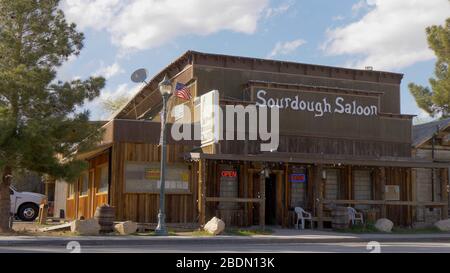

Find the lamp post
[[155, 74, 172, 236]]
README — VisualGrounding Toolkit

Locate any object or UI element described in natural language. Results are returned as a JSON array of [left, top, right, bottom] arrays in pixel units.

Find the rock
[[70, 219, 100, 235], [434, 219, 450, 231], [114, 221, 138, 235], [374, 218, 394, 232], [204, 217, 225, 235]]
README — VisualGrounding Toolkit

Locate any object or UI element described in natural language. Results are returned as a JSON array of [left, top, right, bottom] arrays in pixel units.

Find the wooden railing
[[205, 197, 262, 203], [322, 199, 447, 207]]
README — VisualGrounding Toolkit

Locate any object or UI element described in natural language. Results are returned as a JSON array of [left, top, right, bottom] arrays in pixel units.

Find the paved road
[[1, 241, 450, 253]]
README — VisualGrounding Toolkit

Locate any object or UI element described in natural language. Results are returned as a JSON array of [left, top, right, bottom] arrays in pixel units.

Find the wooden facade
[[63, 51, 449, 229], [66, 152, 109, 220]]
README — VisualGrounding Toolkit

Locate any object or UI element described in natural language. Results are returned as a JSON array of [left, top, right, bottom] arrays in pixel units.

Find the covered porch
[[188, 152, 449, 229]]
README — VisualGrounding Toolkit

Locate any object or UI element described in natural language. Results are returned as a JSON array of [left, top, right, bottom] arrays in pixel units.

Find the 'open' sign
[[221, 170, 237, 177]]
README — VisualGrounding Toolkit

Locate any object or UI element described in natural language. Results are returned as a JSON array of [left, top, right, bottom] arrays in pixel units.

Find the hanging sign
[[200, 90, 221, 147]]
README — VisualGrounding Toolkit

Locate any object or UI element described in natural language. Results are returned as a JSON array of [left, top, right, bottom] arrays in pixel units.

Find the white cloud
[[352, 0, 367, 13], [94, 62, 124, 79], [267, 39, 306, 58], [265, 0, 293, 18], [322, 0, 450, 71], [62, 0, 268, 52], [332, 15, 345, 21]]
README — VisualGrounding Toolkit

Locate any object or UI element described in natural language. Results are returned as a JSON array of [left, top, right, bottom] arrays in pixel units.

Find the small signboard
[[200, 90, 220, 147], [291, 173, 306, 183], [221, 170, 237, 177], [385, 185, 400, 201], [125, 162, 190, 193]]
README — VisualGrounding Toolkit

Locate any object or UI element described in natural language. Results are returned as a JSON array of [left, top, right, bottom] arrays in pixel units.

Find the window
[[98, 165, 109, 193], [353, 170, 372, 210], [80, 172, 89, 196], [68, 183, 74, 198], [290, 167, 307, 207], [325, 169, 340, 200]]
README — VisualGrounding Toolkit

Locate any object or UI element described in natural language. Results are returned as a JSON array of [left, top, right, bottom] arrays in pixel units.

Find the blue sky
[[58, 0, 450, 121]]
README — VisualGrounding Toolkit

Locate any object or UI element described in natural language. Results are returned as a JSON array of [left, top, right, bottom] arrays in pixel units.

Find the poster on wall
[[290, 173, 306, 183], [124, 162, 190, 193], [290, 167, 307, 207]]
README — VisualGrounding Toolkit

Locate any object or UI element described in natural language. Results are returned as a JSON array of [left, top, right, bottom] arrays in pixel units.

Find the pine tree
[[0, 0, 105, 232], [409, 17, 450, 118]]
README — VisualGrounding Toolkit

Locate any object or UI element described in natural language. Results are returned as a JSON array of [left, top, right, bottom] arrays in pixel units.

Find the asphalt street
[[1, 241, 450, 253]]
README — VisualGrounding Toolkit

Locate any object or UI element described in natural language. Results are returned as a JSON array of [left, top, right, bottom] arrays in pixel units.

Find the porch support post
[[198, 159, 206, 226], [314, 165, 324, 229], [441, 168, 449, 219], [380, 167, 387, 218], [259, 173, 266, 230], [243, 162, 248, 226], [411, 168, 417, 223]]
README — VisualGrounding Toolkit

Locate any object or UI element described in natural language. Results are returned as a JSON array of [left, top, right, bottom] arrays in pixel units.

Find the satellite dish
[[131, 68, 148, 83]]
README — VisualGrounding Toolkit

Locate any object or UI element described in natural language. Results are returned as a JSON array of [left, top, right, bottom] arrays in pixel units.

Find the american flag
[[175, 82, 192, 100]]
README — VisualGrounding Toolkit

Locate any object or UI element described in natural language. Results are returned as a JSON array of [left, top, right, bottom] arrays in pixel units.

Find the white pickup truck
[[10, 186, 46, 221]]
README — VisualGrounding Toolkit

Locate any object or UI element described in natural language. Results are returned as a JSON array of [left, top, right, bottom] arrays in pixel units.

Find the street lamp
[[155, 74, 172, 236]]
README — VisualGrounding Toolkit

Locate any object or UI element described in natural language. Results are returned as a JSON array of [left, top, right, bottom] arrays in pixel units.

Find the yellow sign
[[145, 168, 160, 180], [181, 172, 189, 182]]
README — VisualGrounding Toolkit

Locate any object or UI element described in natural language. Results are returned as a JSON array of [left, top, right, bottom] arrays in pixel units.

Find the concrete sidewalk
[[1, 229, 450, 247]]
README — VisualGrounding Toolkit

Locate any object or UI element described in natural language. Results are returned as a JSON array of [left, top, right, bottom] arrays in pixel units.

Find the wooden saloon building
[[61, 51, 449, 229]]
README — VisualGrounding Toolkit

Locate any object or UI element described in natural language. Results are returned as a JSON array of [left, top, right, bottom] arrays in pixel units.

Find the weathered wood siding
[[413, 148, 450, 224], [110, 142, 198, 223], [66, 151, 110, 220], [219, 135, 411, 158]]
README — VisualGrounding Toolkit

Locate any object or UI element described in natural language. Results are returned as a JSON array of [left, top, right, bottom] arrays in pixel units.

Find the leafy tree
[[0, 0, 105, 232], [102, 95, 129, 115], [409, 18, 450, 118]]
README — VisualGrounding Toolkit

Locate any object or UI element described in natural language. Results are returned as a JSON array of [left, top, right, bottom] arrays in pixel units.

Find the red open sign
[[221, 170, 237, 177]]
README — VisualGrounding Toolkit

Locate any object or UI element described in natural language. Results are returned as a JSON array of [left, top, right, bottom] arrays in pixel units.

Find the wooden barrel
[[331, 206, 349, 230], [94, 204, 115, 233]]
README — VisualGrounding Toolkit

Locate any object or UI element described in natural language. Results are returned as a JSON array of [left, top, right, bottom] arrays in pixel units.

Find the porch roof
[[186, 152, 449, 168], [75, 142, 112, 160]]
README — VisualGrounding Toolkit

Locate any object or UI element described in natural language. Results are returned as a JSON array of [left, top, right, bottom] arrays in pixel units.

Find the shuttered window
[[353, 170, 372, 210], [325, 169, 339, 200]]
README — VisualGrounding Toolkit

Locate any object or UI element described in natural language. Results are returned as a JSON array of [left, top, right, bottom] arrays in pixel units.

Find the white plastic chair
[[294, 207, 313, 230], [347, 207, 364, 225]]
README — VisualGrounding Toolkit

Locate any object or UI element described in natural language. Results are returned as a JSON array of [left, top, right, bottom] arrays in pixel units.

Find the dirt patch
[[9, 221, 73, 237]]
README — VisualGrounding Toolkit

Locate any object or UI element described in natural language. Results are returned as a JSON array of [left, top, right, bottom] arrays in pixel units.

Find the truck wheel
[[18, 203, 39, 221]]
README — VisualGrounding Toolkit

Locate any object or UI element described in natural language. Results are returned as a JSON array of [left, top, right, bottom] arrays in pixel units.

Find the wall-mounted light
[[260, 165, 270, 178]]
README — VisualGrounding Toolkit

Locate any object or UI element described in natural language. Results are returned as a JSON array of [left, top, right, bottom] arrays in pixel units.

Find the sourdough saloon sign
[[255, 89, 378, 117]]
